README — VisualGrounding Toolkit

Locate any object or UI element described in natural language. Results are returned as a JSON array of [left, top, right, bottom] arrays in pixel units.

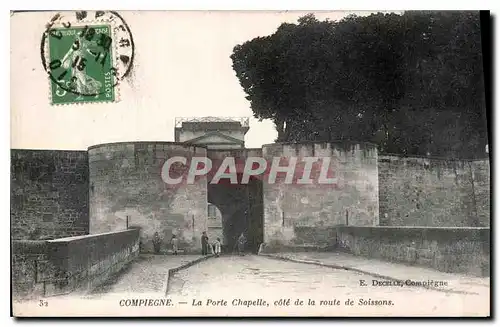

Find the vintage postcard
[[10, 10, 491, 317]]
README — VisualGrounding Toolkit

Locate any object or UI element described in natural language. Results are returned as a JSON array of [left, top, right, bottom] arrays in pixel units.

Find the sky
[[11, 10, 387, 150]]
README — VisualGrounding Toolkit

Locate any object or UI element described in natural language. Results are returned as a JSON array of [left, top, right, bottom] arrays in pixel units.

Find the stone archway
[[207, 174, 263, 254], [207, 202, 223, 246]]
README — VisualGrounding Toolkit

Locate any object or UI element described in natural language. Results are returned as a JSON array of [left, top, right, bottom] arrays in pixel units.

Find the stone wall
[[44, 229, 140, 295], [88, 142, 208, 253], [469, 160, 491, 227], [11, 144, 490, 261], [378, 156, 490, 227], [12, 240, 52, 299], [335, 226, 490, 277], [261, 142, 379, 246], [11, 150, 89, 240], [12, 229, 140, 298], [259, 226, 338, 253]]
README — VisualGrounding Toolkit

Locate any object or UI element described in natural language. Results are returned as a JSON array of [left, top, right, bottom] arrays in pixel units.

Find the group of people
[[152, 231, 248, 256], [201, 231, 221, 256], [153, 232, 181, 255], [201, 231, 247, 256]]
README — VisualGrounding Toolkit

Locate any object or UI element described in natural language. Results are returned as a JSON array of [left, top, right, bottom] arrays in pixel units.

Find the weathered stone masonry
[[12, 229, 140, 298], [11, 150, 89, 240], [88, 142, 208, 253], [262, 142, 379, 246], [378, 155, 490, 227], [335, 226, 490, 277], [11, 142, 490, 249], [10, 141, 491, 287]]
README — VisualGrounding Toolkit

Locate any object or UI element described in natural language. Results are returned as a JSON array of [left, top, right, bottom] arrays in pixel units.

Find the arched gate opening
[[207, 174, 263, 254]]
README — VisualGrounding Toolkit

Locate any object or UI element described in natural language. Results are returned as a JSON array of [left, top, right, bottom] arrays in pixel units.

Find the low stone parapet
[[12, 228, 140, 298], [12, 240, 52, 298], [45, 228, 140, 295], [334, 226, 490, 277]]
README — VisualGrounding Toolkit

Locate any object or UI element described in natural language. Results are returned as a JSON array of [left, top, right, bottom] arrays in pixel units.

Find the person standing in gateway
[[171, 234, 179, 255], [213, 237, 222, 257], [237, 233, 247, 256], [152, 232, 162, 254], [201, 231, 209, 255]]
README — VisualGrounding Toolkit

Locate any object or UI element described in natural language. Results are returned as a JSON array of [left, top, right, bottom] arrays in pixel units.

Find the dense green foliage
[[231, 12, 488, 158]]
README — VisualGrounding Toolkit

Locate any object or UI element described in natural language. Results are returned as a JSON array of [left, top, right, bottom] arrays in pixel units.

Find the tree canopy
[[230, 11, 488, 158]]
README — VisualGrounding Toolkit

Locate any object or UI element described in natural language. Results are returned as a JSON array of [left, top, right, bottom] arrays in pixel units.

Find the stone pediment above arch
[[183, 131, 244, 145]]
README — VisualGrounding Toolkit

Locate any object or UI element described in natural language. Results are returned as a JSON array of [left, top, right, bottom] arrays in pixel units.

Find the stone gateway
[[11, 117, 490, 255]]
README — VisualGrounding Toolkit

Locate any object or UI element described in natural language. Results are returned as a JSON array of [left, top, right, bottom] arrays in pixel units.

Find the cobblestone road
[[13, 254, 489, 317], [167, 255, 490, 316], [87, 254, 204, 297]]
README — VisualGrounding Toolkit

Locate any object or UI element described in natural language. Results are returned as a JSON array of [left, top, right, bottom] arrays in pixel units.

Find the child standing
[[237, 233, 246, 256], [171, 234, 179, 255], [213, 238, 222, 257], [152, 232, 162, 254]]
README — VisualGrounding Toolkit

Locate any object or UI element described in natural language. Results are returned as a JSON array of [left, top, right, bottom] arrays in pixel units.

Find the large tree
[[230, 11, 488, 158]]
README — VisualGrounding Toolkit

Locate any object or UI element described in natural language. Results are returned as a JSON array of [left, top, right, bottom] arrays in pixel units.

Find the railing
[[175, 117, 250, 127]]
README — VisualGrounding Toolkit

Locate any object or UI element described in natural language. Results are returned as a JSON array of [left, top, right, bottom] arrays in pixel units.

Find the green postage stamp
[[48, 25, 115, 105], [41, 11, 134, 105]]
